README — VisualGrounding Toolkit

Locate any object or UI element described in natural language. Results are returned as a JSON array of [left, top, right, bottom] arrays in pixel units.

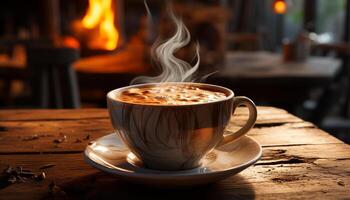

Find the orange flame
[[82, 0, 119, 50]]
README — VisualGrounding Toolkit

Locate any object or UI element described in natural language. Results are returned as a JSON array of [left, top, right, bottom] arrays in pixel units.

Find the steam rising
[[131, 6, 200, 85]]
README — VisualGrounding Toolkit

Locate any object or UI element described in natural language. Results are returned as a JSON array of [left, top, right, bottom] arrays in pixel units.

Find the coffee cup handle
[[218, 96, 257, 146]]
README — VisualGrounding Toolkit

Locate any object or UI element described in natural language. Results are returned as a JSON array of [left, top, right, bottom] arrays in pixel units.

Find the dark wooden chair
[[26, 47, 81, 108], [321, 91, 350, 143], [0, 39, 53, 108], [309, 43, 350, 141]]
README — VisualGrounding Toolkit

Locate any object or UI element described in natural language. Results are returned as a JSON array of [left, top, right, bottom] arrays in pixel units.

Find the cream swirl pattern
[[116, 84, 227, 105]]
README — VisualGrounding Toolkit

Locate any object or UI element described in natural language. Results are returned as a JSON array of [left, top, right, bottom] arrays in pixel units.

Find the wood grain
[[0, 109, 108, 121], [0, 144, 349, 199], [0, 107, 349, 199]]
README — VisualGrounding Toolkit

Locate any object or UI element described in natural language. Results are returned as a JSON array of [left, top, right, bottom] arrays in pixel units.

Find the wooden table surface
[[0, 107, 349, 199], [219, 51, 340, 80]]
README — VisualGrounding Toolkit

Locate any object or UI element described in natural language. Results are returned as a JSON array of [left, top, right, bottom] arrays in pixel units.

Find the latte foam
[[116, 84, 228, 105]]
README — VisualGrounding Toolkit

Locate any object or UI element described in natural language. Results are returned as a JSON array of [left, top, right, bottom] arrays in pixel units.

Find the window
[[316, 0, 346, 43], [284, 0, 304, 39]]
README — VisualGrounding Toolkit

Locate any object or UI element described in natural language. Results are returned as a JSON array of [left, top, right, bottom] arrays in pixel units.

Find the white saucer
[[84, 133, 262, 187]]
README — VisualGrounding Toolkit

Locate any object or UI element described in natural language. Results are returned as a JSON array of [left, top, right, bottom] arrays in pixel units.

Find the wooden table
[[0, 107, 349, 199], [220, 51, 340, 80], [208, 51, 341, 104]]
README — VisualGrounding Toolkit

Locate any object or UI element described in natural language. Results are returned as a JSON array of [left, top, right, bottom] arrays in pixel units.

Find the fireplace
[[0, 0, 230, 106], [69, 0, 125, 56], [0, 0, 125, 54]]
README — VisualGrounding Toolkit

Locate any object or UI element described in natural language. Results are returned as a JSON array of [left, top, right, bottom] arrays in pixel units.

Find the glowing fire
[[82, 0, 119, 50]]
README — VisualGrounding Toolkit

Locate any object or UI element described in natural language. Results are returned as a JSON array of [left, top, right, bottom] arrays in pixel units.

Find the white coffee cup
[[107, 83, 257, 170]]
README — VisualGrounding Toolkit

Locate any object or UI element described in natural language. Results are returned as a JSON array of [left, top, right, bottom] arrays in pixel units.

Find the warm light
[[82, 0, 104, 28], [81, 0, 119, 50], [273, 0, 287, 14], [62, 36, 80, 49], [90, 143, 109, 153]]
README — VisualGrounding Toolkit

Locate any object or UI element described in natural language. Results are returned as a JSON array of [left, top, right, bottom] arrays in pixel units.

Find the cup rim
[[107, 82, 234, 107]]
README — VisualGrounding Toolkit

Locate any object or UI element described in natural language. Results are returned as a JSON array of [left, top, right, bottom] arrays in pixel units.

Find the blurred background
[[0, 0, 349, 143]]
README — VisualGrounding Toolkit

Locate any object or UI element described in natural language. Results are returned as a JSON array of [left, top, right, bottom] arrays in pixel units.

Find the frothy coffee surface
[[117, 84, 228, 105]]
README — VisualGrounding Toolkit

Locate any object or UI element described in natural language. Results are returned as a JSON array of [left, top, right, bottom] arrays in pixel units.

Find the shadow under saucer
[[58, 172, 255, 200]]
